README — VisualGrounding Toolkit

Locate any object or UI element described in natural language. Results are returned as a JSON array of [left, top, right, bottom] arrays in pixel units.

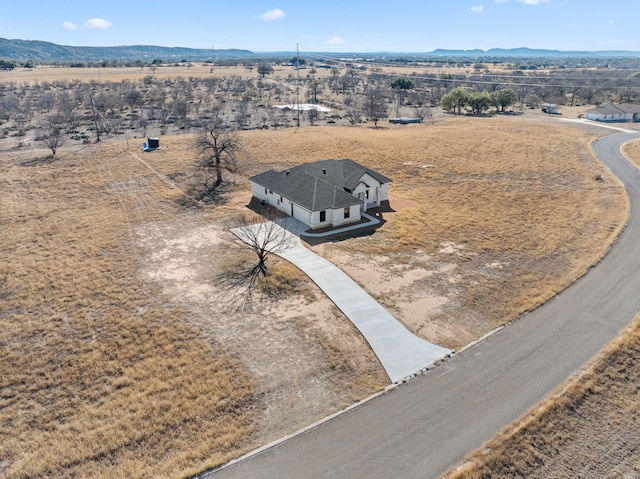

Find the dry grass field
[[0, 115, 628, 478], [623, 139, 640, 170], [442, 140, 640, 479], [238, 118, 627, 347], [2, 62, 508, 86], [444, 313, 640, 479], [3, 64, 326, 84]]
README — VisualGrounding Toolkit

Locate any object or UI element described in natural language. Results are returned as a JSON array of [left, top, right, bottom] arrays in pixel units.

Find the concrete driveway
[[233, 218, 451, 383]]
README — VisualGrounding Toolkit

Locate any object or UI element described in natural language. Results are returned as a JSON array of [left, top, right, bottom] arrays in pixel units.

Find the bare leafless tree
[[194, 121, 242, 190], [37, 116, 68, 157], [306, 108, 319, 126], [229, 214, 296, 277], [344, 96, 362, 126], [413, 105, 433, 122], [217, 214, 297, 310], [363, 86, 389, 128]]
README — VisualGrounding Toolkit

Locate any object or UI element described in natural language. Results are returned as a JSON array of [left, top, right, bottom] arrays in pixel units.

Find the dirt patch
[[134, 213, 387, 445], [311, 244, 472, 346]]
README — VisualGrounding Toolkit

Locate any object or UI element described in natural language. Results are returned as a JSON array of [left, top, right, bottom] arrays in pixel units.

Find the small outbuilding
[[250, 159, 392, 230], [141, 137, 160, 152]]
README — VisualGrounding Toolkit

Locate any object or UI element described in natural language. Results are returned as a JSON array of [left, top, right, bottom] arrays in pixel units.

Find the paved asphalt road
[[209, 131, 640, 479]]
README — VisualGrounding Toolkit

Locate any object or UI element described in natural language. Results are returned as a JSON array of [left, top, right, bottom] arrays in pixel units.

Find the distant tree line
[[1, 57, 639, 160]]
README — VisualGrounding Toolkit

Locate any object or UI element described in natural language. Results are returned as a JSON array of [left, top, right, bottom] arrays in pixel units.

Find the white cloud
[[608, 19, 615, 24], [84, 18, 112, 29], [257, 8, 285, 21], [517, 0, 549, 4], [495, 0, 509, 3], [62, 22, 77, 31], [325, 36, 344, 46], [471, 5, 485, 13], [597, 39, 618, 45]]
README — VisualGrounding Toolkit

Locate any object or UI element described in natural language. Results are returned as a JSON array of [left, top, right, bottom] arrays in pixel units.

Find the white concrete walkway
[[233, 218, 451, 383], [560, 118, 637, 133]]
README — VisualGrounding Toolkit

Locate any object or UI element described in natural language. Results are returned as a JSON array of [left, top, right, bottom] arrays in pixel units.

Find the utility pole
[[296, 44, 300, 128], [88, 90, 101, 143]]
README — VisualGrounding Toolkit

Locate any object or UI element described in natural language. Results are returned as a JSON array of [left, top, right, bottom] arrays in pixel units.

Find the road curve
[[209, 132, 640, 479]]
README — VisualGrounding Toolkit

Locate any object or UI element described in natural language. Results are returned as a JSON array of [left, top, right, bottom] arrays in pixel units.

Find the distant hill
[[2, 38, 640, 63], [0, 38, 255, 63]]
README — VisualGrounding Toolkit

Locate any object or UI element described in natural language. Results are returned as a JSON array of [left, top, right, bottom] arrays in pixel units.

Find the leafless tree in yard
[[194, 121, 242, 192], [217, 213, 297, 310]]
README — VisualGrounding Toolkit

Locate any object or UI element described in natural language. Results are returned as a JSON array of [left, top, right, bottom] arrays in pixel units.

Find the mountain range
[[2, 38, 640, 63], [0, 38, 253, 63]]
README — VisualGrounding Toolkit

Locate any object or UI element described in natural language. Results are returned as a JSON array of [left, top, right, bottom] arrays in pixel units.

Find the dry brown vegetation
[[237, 118, 627, 347], [0, 133, 387, 478], [1, 63, 508, 85], [0, 114, 628, 478], [443, 313, 640, 479], [0, 144, 257, 478], [4, 64, 335, 84], [441, 140, 640, 479], [622, 138, 640, 170]]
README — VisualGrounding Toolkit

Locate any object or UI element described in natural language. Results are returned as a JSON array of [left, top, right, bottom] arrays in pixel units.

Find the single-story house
[[249, 159, 392, 230], [586, 103, 640, 122]]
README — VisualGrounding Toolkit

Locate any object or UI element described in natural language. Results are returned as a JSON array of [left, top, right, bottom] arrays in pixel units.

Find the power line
[[300, 52, 640, 91]]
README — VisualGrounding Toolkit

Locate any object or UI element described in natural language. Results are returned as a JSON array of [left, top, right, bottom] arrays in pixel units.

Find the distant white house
[[586, 103, 640, 122], [273, 104, 331, 112], [250, 159, 392, 230]]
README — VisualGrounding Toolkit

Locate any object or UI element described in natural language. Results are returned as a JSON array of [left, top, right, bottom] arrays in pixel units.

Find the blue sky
[[1, 0, 639, 52]]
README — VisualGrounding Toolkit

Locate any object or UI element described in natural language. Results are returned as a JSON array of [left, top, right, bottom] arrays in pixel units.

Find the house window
[[365, 189, 369, 200], [319, 210, 326, 222], [280, 195, 283, 202], [344, 206, 350, 219], [264, 187, 268, 194]]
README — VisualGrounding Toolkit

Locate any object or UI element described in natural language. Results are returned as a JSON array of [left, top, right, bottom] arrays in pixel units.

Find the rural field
[[2, 62, 517, 86], [0, 71, 634, 478], [442, 139, 640, 479]]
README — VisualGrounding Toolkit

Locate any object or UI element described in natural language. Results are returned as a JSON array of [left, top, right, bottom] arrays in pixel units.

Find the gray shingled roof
[[588, 103, 640, 115], [250, 159, 392, 212]]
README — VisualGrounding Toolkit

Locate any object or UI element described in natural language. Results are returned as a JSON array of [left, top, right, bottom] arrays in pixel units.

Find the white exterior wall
[[309, 209, 333, 229], [291, 202, 312, 225], [360, 173, 383, 209], [586, 111, 627, 122], [251, 182, 288, 215], [252, 181, 365, 230], [252, 182, 312, 225], [331, 203, 361, 227], [379, 182, 390, 202]]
